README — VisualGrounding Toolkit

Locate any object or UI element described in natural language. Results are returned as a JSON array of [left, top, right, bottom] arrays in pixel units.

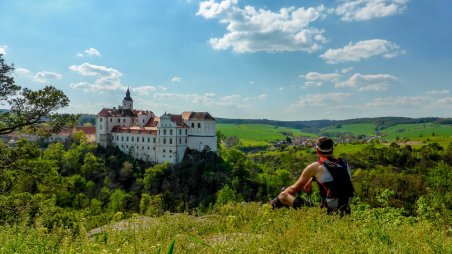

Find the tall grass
[[0, 203, 450, 253]]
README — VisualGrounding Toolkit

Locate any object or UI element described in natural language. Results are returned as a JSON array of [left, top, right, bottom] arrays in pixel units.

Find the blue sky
[[1, 0, 451, 120]]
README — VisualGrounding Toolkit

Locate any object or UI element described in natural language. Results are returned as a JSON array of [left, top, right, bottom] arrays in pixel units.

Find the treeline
[[217, 116, 452, 133]]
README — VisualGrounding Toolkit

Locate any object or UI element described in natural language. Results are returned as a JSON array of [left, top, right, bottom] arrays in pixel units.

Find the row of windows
[[158, 129, 188, 136], [120, 144, 174, 154], [116, 135, 187, 144]]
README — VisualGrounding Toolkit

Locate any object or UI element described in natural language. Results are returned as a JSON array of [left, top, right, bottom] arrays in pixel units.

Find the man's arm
[[278, 162, 318, 206]]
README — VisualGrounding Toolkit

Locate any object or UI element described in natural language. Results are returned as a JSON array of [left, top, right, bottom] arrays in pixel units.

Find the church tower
[[122, 87, 133, 110]]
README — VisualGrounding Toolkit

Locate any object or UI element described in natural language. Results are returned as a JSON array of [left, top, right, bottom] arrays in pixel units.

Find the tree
[[0, 54, 76, 135]]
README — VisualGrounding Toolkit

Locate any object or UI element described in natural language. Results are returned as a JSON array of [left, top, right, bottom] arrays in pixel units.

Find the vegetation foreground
[[1, 203, 450, 253]]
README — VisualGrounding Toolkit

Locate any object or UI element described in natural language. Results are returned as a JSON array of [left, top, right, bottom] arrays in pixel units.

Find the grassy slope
[[1, 203, 449, 253], [382, 123, 452, 140], [217, 123, 317, 146], [322, 123, 377, 136]]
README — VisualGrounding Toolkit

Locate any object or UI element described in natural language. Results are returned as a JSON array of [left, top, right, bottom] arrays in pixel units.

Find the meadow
[[216, 123, 316, 146], [322, 123, 377, 136], [1, 203, 450, 254]]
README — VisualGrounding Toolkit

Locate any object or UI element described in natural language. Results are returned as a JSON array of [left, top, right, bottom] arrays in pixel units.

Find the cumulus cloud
[[335, 0, 410, 21], [257, 93, 268, 100], [301, 71, 341, 87], [338, 73, 398, 90], [15, 68, 31, 76], [33, 71, 63, 83], [69, 62, 166, 94], [171, 77, 182, 82], [427, 89, 449, 95], [320, 39, 405, 64], [292, 92, 352, 108], [197, 0, 327, 53], [0, 45, 7, 55], [76, 48, 101, 57], [366, 95, 428, 107]]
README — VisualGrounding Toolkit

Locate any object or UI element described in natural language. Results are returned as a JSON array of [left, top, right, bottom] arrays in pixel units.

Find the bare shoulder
[[303, 161, 322, 173]]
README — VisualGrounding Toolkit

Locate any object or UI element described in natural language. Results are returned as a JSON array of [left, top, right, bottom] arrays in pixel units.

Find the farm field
[[322, 123, 377, 136], [217, 123, 317, 146], [382, 123, 452, 140]]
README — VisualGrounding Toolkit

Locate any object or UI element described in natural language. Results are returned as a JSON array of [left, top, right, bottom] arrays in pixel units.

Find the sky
[[1, 0, 451, 121]]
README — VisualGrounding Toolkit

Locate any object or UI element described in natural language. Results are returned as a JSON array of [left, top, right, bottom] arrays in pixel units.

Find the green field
[[217, 124, 317, 146], [382, 123, 452, 140], [322, 123, 377, 136]]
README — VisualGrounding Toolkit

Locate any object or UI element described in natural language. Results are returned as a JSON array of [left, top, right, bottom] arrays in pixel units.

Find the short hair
[[316, 136, 334, 154]]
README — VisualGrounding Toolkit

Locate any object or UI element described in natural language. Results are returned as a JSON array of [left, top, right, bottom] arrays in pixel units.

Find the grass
[[322, 123, 377, 136], [382, 123, 452, 140], [217, 124, 317, 146], [0, 203, 450, 253]]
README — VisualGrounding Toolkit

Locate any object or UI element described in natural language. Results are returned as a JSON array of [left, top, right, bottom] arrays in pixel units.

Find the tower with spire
[[122, 87, 133, 110]]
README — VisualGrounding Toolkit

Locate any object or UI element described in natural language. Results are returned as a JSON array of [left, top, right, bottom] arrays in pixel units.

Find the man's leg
[[273, 192, 304, 209]]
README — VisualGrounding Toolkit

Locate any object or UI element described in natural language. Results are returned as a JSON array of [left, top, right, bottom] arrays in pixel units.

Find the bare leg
[[278, 191, 296, 207]]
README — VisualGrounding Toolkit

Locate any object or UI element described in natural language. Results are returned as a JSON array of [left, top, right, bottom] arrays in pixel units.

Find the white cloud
[[69, 62, 161, 94], [302, 71, 341, 87], [197, 1, 327, 53], [132, 86, 168, 95], [278, 87, 284, 91], [0, 45, 7, 55], [320, 39, 405, 64], [338, 73, 398, 90], [341, 67, 354, 74], [358, 83, 389, 91], [171, 77, 182, 82], [222, 94, 241, 103], [292, 92, 352, 108], [336, 0, 410, 21], [257, 93, 267, 100], [33, 71, 63, 83], [366, 95, 427, 107], [15, 67, 30, 76], [76, 48, 101, 57], [427, 89, 449, 95]]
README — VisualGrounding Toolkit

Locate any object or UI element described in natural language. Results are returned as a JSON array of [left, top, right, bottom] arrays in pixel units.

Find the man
[[271, 137, 354, 215]]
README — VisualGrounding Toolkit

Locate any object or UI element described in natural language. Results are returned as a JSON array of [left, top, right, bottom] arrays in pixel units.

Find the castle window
[[169, 150, 172, 153], [100, 118, 102, 122], [148, 137, 150, 143], [191, 123, 194, 128], [143, 119, 145, 123], [121, 145, 124, 148], [153, 147, 155, 150], [164, 129, 167, 135], [118, 119, 120, 123], [179, 138, 181, 144], [198, 123, 201, 128], [170, 129, 173, 135], [123, 119, 125, 123], [163, 138, 166, 144], [121, 136, 124, 141], [126, 145, 128, 148], [142, 146, 144, 150], [132, 137, 134, 142], [116, 136, 118, 141], [179, 129, 181, 135], [153, 138, 156, 143], [147, 146, 149, 150], [127, 137, 129, 141], [159, 129, 160, 135], [185, 129, 187, 135], [163, 149, 166, 153], [169, 138, 172, 144], [110, 118, 112, 122]]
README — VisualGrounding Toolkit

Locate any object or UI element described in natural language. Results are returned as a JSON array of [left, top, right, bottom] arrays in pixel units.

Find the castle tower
[[122, 87, 133, 110]]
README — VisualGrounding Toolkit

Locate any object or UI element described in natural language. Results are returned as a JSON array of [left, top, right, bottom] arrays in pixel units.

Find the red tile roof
[[75, 126, 96, 135], [182, 111, 215, 121], [97, 108, 137, 117]]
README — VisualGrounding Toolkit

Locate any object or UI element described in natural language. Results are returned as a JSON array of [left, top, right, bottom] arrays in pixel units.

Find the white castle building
[[96, 88, 217, 163]]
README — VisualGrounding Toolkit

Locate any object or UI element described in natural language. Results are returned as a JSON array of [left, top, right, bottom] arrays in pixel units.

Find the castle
[[96, 89, 217, 163]]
